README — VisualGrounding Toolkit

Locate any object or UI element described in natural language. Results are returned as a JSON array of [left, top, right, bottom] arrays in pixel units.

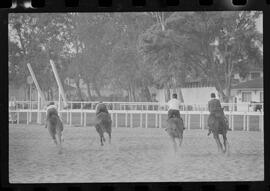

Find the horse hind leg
[[107, 131, 111, 144], [61, 132, 64, 143], [178, 134, 183, 147], [48, 128, 57, 145], [213, 133, 223, 153], [100, 135, 104, 146], [173, 138, 177, 153], [57, 131, 63, 154], [170, 136, 177, 153], [222, 133, 230, 155]]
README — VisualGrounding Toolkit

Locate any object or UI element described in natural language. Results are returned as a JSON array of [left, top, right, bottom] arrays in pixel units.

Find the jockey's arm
[[217, 100, 222, 110], [178, 100, 181, 110], [95, 103, 100, 114]]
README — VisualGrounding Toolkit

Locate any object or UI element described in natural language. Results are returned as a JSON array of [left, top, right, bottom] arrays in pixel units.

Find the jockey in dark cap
[[207, 93, 230, 135], [95, 101, 109, 116], [45, 101, 59, 128]]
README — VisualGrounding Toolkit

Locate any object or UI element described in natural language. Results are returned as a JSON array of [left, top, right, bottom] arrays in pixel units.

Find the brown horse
[[165, 117, 185, 152], [95, 112, 112, 146], [47, 113, 64, 154], [208, 109, 229, 154]]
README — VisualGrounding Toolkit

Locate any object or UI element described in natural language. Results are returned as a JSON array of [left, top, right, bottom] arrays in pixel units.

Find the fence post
[[188, 113, 190, 130], [140, 112, 143, 128], [66, 110, 68, 125], [199, 112, 202, 129], [159, 114, 162, 128], [155, 113, 158, 128], [243, 114, 246, 131], [184, 113, 188, 128], [232, 114, 234, 131], [247, 115, 250, 131], [26, 111, 29, 125], [125, 111, 128, 128], [84, 112, 87, 127], [69, 111, 72, 126], [130, 113, 133, 128], [29, 107, 32, 123], [80, 108, 83, 126], [145, 113, 148, 128], [115, 113, 118, 128], [202, 113, 205, 130], [228, 113, 231, 130], [17, 111, 19, 125]]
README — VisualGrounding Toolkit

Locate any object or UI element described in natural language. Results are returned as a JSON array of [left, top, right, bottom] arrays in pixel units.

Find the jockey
[[167, 93, 181, 119], [207, 93, 230, 135], [45, 101, 59, 128], [95, 101, 109, 116]]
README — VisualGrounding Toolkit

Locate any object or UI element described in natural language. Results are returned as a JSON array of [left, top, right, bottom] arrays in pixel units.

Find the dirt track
[[9, 125, 263, 183]]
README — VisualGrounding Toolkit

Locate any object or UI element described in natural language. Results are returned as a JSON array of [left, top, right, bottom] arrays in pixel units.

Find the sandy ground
[[9, 125, 264, 183]]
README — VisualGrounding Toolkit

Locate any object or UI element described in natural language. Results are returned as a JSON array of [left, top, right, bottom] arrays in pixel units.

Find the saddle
[[96, 112, 111, 125], [166, 117, 185, 131]]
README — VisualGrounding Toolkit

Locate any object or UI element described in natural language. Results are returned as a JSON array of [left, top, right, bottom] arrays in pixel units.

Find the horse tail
[[49, 114, 59, 126], [96, 112, 112, 133]]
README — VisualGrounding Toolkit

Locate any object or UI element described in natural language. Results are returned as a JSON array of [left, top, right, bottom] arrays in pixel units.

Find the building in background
[[231, 77, 263, 111]]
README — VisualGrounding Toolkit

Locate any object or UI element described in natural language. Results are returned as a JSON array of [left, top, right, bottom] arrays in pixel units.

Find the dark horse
[[165, 116, 185, 152], [47, 113, 64, 154], [208, 108, 229, 154], [95, 112, 112, 146]]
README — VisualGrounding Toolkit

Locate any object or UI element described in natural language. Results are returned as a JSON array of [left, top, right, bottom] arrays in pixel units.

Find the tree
[[105, 13, 157, 101], [140, 11, 263, 102], [9, 13, 73, 100], [138, 12, 190, 102]]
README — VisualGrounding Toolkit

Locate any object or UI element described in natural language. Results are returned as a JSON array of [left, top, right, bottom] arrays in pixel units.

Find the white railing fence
[[9, 110, 264, 132], [9, 101, 264, 112]]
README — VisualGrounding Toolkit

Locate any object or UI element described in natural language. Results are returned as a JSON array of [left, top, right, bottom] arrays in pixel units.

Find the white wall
[[181, 87, 218, 104], [154, 87, 218, 104]]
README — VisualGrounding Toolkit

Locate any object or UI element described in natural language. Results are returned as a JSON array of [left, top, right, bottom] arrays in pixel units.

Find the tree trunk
[[75, 79, 84, 101], [85, 81, 93, 101], [131, 86, 136, 102], [142, 86, 152, 102], [214, 81, 227, 102], [47, 87, 53, 101], [165, 87, 171, 102], [128, 85, 133, 102], [178, 88, 184, 103], [92, 80, 101, 97]]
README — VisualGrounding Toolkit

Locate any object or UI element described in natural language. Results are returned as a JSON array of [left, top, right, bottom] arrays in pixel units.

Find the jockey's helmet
[[48, 101, 55, 106]]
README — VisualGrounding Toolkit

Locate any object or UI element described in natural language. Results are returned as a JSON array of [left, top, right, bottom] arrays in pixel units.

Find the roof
[[231, 77, 263, 90]]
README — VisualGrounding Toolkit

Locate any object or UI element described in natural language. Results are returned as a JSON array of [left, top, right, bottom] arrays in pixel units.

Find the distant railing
[[9, 100, 264, 112], [8, 110, 264, 132]]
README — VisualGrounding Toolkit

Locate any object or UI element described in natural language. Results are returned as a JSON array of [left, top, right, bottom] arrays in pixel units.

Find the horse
[[47, 113, 64, 154], [95, 112, 112, 146], [165, 115, 185, 152], [208, 108, 229, 154]]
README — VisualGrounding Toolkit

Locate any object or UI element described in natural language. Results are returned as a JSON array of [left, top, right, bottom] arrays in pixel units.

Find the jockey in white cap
[[45, 102, 59, 128]]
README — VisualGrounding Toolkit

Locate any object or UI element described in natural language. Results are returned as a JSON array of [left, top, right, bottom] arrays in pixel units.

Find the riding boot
[[222, 119, 231, 131], [180, 118, 185, 130]]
